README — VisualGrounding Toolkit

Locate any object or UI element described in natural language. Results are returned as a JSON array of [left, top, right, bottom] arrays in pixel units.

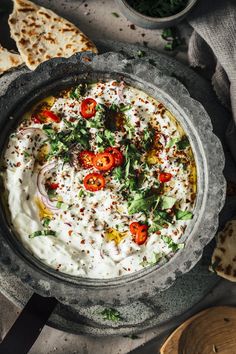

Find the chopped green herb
[[111, 12, 120, 17], [86, 105, 105, 129], [140, 252, 162, 266], [162, 236, 184, 252], [101, 308, 122, 322], [42, 217, 51, 228], [104, 129, 116, 146], [176, 137, 190, 150], [56, 201, 68, 210], [70, 83, 87, 99], [149, 210, 173, 232], [159, 196, 176, 210], [128, 194, 159, 215], [136, 50, 146, 58], [23, 151, 31, 158], [161, 27, 184, 51], [142, 128, 155, 150], [29, 230, 57, 238], [123, 334, 140, 339], [113, 166, 123, 182], [119, 104, 132, 112], [78, 189, 85, 198], [175, 209, 193, 220], [43, 118, 90, 161], [166, 137, 179, 148], [162, 28, 174, 40]]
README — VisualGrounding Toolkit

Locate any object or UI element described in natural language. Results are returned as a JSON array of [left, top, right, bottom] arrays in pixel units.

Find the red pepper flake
[[68, 230, 73, 236], [81, 239, 85, 244]]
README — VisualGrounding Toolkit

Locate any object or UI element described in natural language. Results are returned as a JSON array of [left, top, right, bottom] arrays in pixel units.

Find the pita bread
[[211, 220, 236, 282], [8, 0, 98, 70], [0, 44, 23, 74]]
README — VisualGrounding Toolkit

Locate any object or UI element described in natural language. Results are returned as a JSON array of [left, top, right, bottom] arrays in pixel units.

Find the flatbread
[[0, 44, 23, 74], [8, 0, 98, 70], [211, 220, 236, 282]]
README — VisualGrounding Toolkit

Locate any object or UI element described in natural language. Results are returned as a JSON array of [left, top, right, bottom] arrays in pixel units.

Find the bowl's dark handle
[[0, 293, 58, 354]]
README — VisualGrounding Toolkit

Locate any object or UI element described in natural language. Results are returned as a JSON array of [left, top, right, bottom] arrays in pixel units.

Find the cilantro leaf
[[161, 236, 184, 251], [159, 196, 176, 210], [128, 194, 159, 215], [113, 166, 123, 182], [176, 209, 193, 220]]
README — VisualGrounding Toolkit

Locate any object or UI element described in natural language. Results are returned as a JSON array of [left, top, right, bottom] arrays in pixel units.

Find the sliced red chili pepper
[[32, 114, 42, 124], [41, 110, 61, 123], [159, 172, 172, 183], [92, 152, 115, 171], [135, 224, 148, 245], [32, 110, 61, 124], [129, 222, 141, 236], [105, 147, 124, 167], [83, 173, 105, 192], [80, 98, 97, 119], [78, 150, 95, 169], [46, 182, 59, 190]]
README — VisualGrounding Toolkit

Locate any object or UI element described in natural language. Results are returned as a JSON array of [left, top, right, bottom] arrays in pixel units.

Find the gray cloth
[[188, 0, 236, 161]]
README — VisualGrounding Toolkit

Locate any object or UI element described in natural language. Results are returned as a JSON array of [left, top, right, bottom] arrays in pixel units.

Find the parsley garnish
[[162, 236, 184, 251], [128, 193, 159, 215], [113, 166, 123, 182], [23, 151, 31, 158], [101, 308, 122, 322], [176, 137, 190, 150], [43, 119, 90, 161], [111, 12, 120, 17], [29, 230, 57, 238], [42, 218, 51, 228], [70, 83, 87, 99], [175, 209, 193, 220]]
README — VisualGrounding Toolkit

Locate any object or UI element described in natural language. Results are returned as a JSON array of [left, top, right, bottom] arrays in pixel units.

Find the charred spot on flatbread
[[0, 44, 23, 74]]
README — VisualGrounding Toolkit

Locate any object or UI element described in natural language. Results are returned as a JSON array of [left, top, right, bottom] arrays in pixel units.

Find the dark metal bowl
[[0, 52, 225, 307]]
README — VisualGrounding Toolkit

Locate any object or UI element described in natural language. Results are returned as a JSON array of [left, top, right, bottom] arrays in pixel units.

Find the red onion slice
[[41, 195, 60, 212], [36, 161, 61, 213], [37, 161, 57, 198], [18, 127, 46, 138]]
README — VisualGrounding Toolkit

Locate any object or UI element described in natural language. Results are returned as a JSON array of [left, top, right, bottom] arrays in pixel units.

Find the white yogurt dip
[[3, 80, 196, 278]]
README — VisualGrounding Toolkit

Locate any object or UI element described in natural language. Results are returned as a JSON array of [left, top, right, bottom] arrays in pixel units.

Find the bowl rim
[[117, 0, 198, 22], [0, 52, 226, 306]]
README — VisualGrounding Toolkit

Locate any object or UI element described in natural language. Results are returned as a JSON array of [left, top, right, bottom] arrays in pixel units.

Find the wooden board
[[161, 306, 236, 354]]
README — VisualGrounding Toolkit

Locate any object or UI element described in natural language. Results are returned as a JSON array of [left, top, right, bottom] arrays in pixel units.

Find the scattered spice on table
[[162, 27, 184, 51]]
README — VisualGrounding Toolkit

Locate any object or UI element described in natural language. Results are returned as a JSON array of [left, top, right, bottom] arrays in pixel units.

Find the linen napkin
[[187, 0, 236, 161]]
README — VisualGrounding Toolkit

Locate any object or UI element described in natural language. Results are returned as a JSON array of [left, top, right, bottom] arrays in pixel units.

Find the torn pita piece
[[9, 0, 98, 70], [211, 219, 236, 282], [0, 44, 23, 74]]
